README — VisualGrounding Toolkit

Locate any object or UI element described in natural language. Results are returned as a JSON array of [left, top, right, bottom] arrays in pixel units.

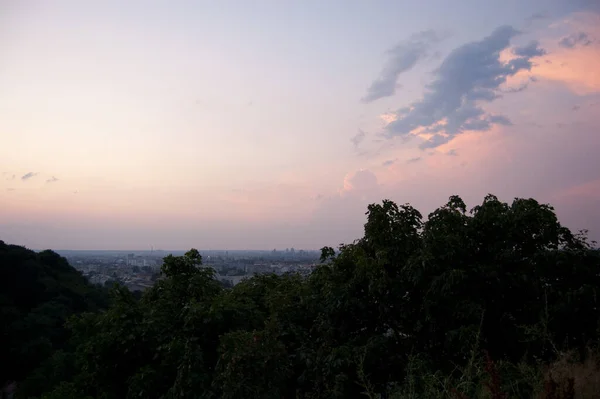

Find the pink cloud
[[319, 100, 600, 246], [533, 45, 600, 95], [504, 11, 600, 95], [341, 169, 379, 194]]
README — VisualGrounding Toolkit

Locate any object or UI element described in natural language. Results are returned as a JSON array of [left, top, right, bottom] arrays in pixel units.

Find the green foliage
[[5, 194, 600, 398], [39, 381, 94, 399], [0, 241, 109, 397], [214, 323, 291, 399]]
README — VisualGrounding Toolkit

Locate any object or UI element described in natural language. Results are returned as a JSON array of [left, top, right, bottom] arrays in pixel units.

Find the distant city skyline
[[51, 248, 318, 253], [2, 1, 600, 250]]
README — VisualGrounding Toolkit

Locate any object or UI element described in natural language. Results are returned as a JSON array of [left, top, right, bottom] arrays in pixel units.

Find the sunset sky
[[1, 0, 600, 250]]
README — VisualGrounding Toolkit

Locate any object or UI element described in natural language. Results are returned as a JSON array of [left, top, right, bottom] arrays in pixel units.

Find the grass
[[537, 348, 600, 399], [381, 348, 600, 399]]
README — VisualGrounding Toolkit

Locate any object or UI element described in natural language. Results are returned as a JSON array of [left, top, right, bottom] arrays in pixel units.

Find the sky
[[1, 0, 600, 250]]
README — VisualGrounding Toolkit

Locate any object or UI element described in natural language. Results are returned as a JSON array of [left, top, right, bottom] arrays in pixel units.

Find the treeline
[[0, 241, 109, 396], [3, 194, 600, 398]]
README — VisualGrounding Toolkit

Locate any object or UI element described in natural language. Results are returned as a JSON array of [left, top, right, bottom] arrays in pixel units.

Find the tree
[[0, 242, 109, 398], [10, 194, 600, 399]]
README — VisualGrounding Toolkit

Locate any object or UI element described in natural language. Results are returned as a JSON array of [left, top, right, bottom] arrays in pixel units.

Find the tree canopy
[[0, 241, 109, 396], [3, 194, 600, 398]]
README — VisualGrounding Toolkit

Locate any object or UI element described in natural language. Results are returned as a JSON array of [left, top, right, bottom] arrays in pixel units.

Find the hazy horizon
[[2, 0, 600, 250], [48, 248, 320, 253]]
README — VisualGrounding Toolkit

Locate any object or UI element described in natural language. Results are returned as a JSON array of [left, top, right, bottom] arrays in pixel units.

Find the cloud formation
[[526, 12, 548, 22], [46, 176, 59, 183], [383, 26, 545, 149], [382, 158, 397, 167], [21, 172, 38, 181], [342, 169, 379, 193], [350, 129, 366, 148], [559, 32, 593, 48], [406, 156, 422, 164], [530, 28, 600, 95], [361, 30, 440, 103]]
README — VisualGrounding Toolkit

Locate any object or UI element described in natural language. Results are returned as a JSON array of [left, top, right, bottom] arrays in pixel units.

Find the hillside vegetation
[[4, 194, 600, 398], [0, 241, 109, 397]]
